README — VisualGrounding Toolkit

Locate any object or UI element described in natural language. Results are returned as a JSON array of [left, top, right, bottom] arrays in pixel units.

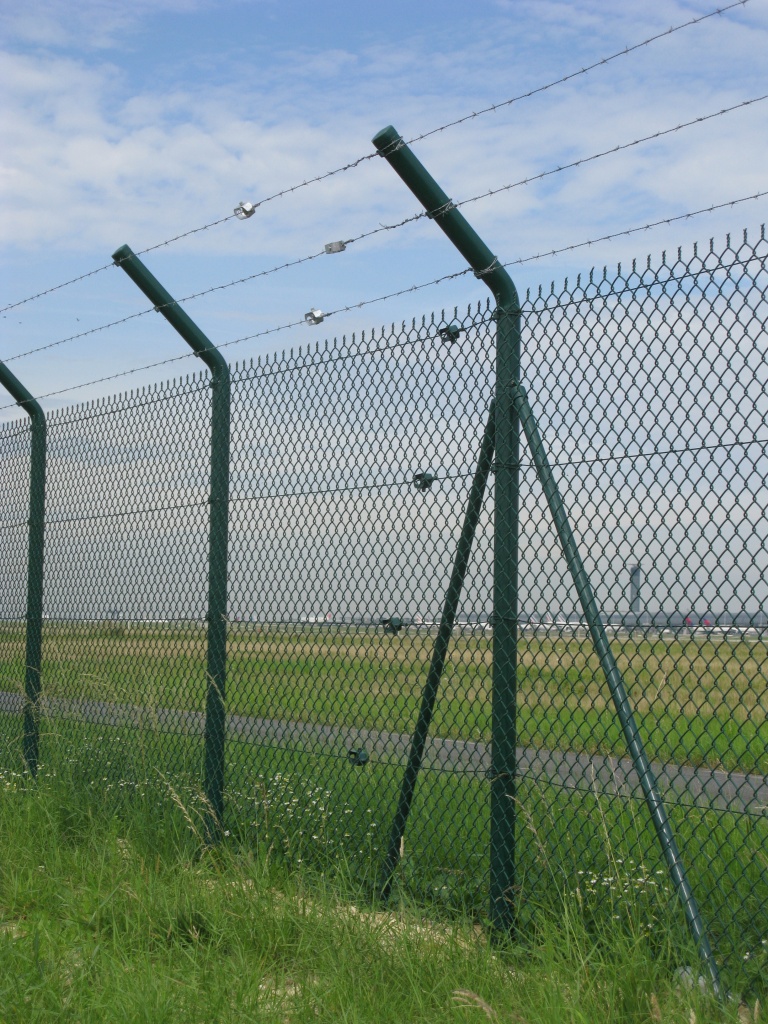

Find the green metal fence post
[[379, 400, 496, 901], [112, 245, 231, 842], [373, 125, 521, 934], [0, 361, 46, 777], [510, 379, 723, 999]]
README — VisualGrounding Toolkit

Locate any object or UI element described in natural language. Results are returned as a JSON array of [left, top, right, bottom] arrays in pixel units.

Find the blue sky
[[1, 0, 766, 421]]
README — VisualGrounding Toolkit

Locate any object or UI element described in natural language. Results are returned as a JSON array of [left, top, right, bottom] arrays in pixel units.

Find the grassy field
[[0, 764, 763, 1021], [2, 621, 766, 997], [1, 621, 766, 773]]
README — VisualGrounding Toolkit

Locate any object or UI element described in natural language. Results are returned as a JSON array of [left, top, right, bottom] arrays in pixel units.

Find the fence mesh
[[1, 226, 766, 995]]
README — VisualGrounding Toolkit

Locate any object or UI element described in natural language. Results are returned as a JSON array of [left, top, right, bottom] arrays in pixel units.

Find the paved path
[[1, 690, 765, 815]]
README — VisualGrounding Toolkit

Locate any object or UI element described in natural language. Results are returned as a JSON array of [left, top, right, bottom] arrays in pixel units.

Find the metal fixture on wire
[[413, 471, 437, 491], [4, 193, 766, 412], [304, 308, 325, 325], [234, 201, 256, 220], [438, 324, 464, 343]]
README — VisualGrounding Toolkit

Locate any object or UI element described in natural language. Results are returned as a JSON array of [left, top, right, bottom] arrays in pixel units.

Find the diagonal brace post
[[510, 378, 722, 999], [379, 399, 496, 901], [0, 361, 46, 777], [112, 245, 231, 843]]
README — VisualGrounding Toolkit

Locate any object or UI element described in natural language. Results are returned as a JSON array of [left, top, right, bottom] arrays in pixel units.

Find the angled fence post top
[[111, 244, 228, 379], [373, 121, 522, 939], [372, 125, 520, 313], [0, 357, 47, 778], [112, 241, 231, 842], [0, 361, 45, 423]]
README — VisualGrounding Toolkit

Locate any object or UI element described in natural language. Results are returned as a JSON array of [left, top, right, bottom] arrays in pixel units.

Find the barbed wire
[[407, 1, 751, 146], [184, 0, 753, 217], [0, 262, 116, 317], [456, 96, 768, 214], [0, 316, 308, 411], [0, 214, 238, 318], [0, 0, 748, 319], [0, 190, 764, 414], [501, 191, 768, 270], [302, 93, 768, 244], [6, 91, 764, 367], [308, 193, 768, 319], [145, 155, 768, 325], [2, 309, 157, 363], [377, 94, 768, 234], [135, 214, 237, 256], [1, 249, 330, 364]]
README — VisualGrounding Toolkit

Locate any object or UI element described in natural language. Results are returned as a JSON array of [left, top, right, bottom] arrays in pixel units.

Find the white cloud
[[0, 0, 766, 412], [0, 0, 209, 51]]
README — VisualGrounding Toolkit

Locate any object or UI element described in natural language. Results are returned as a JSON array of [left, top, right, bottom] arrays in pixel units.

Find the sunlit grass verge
[[1, 710, 767, 1002], [0, 772, 759, 1024]]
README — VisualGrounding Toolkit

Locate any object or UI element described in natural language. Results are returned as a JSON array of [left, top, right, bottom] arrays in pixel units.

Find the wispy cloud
[[0, 0, 208, 50], [0, 0, 766, 409]]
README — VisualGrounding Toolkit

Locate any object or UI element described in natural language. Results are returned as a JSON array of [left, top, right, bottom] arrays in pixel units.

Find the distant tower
[[629, 564, 642, 619]]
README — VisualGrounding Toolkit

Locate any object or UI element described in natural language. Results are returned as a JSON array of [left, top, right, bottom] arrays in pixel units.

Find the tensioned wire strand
[[3, 92, 766, 367], [0, 0, 750, 317], [1, 435, 765, 535], [0, 192, 765, 414]]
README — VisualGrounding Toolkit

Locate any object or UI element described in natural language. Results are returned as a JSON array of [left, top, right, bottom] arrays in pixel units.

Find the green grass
[[0, 768, 760, 1023], [1, 713, 766, 1001], [1, 622, 766, 772]]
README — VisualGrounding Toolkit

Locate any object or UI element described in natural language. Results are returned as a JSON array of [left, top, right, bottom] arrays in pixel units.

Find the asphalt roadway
[[1, 690, 765, 816]]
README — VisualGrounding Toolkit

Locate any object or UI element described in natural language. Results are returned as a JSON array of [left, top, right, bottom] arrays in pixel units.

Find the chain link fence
[[1, 226, 766, 996]]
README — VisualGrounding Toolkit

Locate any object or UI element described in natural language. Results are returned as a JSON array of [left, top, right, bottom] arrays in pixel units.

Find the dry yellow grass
[[2, 624, 765, 736]]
